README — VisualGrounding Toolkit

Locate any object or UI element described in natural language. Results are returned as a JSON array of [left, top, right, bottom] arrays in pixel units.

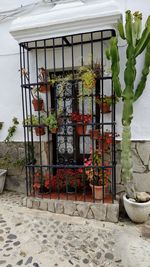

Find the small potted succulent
[[25, 115, 46, 136], [45, 113, 58, 134], [71, 112, 92, 135]]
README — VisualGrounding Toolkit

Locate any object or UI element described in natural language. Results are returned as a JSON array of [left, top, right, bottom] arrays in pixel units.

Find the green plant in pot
[[31, 86, 44, 111], [45, 113, 58, 134], [96, 95, 119, 113], [25, 115, 46, 136], [106, 10, 150, 222]]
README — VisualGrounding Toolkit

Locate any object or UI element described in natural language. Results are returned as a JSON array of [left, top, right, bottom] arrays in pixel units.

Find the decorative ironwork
[[20, 30, 116, 203]]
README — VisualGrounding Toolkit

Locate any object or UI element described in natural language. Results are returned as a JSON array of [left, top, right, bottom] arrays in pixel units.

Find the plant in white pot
[[0, 122, 7, 193], [106, 10, 150, 223]]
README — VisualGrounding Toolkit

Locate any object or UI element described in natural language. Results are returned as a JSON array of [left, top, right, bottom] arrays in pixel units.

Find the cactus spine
[[106, 11, 150, 198]]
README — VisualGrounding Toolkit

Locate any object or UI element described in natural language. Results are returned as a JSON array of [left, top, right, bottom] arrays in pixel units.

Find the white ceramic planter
[[0, 169, 7, 193], [123, 194, 150, 223]]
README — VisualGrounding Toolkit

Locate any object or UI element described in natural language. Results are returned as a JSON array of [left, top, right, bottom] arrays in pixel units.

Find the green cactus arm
[[118, 22, 126, 40], [109, 37, 122, 97], [133, 11, 142, 42], [125, 10, 134, 45], [134, 40, 150, 101], [135, 16, 150, 57]]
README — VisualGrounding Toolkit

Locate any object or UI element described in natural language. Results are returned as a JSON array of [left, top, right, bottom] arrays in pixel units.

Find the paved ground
[[0, 191, 150, 267]]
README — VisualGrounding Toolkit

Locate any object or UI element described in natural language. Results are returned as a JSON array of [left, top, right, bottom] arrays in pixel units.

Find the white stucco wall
[[0, 0, 150, 141]]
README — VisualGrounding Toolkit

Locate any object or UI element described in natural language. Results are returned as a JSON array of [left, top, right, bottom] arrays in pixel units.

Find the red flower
[[71, 112, 92, 123]]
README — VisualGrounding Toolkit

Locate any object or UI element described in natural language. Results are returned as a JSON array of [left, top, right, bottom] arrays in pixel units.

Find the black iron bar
[[26, 42, 35, 196], [27, 37, 112, 51], [35, 40, 44, 198], [20, 44, 29, 196], [101, 31, 105, 203], [20, 30, 116, 203]]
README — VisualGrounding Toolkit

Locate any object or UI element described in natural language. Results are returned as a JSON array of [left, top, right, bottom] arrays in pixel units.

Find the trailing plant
[[106, 10, 150, 200], [77, 66, 96, 113], [4, 117, 19, 143]]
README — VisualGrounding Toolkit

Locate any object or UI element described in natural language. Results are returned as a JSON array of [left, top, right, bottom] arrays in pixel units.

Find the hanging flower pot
[[89, 129, 100, 139], [76, 124, 87, 135], [32, 98, 44, 111], [100, 102, 111, 113], [34, 126, 45, 136], [40, 83, 50, 93], [50, 127, 58, 134]]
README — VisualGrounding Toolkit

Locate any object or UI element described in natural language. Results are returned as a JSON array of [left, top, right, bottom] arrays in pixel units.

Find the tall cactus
[[106, 11, 150, 198]]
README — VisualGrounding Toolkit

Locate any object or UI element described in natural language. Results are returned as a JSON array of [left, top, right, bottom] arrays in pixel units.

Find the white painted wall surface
[[0, 0, 150, 141]]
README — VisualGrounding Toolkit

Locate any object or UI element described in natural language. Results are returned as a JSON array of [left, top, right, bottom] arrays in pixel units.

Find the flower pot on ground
[[0, 169, 7, 193], [123, 194, 150, 223], [32, 98, 44, 111], [90, 184, 103, 200], [106, 10, 150, 222], [83, 148, 111, 200]]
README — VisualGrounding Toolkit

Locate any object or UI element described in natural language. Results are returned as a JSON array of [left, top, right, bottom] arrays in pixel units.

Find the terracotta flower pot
[[89, 129, 100, 139], [76, 124, 87, 135], [34, 126, 45, 136], [32, 98, 44, 111], [90, 184, 103, 200], [40, 84, 50, 93], [50, 128, 58, 134], [100, 103, 111, 113]]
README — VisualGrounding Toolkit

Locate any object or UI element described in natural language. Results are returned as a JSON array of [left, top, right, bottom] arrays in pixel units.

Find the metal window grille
[[20, 29, 116, 203]]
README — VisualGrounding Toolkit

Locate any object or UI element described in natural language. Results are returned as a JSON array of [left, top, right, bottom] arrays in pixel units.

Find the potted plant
[[96, 95, 118, 113], [54, 168, 82, 193], [71, 112, 92, 135], [0, 123, 7, 193], [31, 86, 44, 111], [106, 10, 150, 222], [38, 67, 50, 93], [77, 66, 96, 113], [33, 170, 56, 194], [45, 113, 58, 134], [84, 149, 111, 200], [25, 115, 46, 136]]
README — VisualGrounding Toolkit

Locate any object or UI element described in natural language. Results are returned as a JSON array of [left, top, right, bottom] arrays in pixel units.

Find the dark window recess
[[20, 30, 116, 203]]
